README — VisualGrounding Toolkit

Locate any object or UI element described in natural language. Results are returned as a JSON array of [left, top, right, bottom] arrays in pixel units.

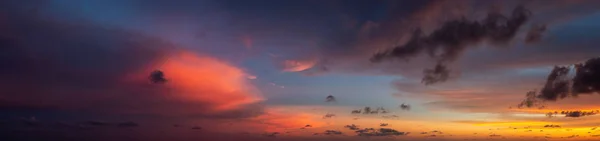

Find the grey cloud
[[522, 57, 600, 102], [525, 24, 547, 43], [356, 128, 408, 137], [371, 6, 532, 85]]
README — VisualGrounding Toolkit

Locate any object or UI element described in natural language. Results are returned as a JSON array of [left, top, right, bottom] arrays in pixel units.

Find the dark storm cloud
[[0, 2, 263, 118], [572, 57, 600, 95], [371, 6, 532, 85], [528, 57, 600, 101]]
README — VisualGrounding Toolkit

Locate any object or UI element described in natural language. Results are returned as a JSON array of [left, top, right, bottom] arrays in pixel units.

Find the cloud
[[422, 63, 451, 85], [0, 7, 263, 118], [572, 58, 600, 95], [344, 124, 360, 130], [138, 51, 264, 112], [323, 130, 343, 135], [522, 57, 600, 102], [280, 59, 317, 72], [525, 24, 547, 43], [251, 0, 600, 83], [356, 128, 408, 137], [371, 6, 532, 85], [149, 70, 168, 83]]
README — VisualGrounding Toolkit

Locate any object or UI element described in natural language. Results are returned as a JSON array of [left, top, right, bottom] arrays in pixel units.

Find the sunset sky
[[2, 0, 600, 141]]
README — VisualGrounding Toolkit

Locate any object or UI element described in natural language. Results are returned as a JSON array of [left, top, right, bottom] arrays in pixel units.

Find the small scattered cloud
[[323, 130, 343, 135], [356, 128, 408, 137], [280, 59, 317, 72]]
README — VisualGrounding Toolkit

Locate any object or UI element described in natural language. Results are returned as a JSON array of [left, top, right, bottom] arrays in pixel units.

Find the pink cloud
[[127, 51, 264, 113], [281, 59, 317, 72]]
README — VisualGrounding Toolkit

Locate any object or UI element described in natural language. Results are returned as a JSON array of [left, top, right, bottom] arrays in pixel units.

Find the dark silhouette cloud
[[322, 113, 336, 119], [544, 125, 561, 128], [350, 106, 390, 115], [344, 124, 360, 130], [518, 57, 600, 102], [545, 110, 598, 118], [539, 66, 571, 101], [356, 128, 408, 137], [149, 70, 168, 84], [323, 130, 343, 135], [563, 110, 598, 118], [325, 95, 336, 102], [400, 103, 411, 111], [572, 57, 600, 95], [422, 63, 450, 85], [371, 6, 533, 85], [517, 91, 546, 108]]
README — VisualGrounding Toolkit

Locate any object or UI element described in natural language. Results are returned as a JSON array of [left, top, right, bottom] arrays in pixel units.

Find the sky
[[2, 0, 600, 141]]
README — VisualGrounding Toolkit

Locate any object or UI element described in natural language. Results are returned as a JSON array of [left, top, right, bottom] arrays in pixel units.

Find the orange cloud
[[130, 51, 263, 114]]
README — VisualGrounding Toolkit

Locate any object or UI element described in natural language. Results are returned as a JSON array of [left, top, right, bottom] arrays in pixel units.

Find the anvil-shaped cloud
[[0, 8, 263, 118]]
